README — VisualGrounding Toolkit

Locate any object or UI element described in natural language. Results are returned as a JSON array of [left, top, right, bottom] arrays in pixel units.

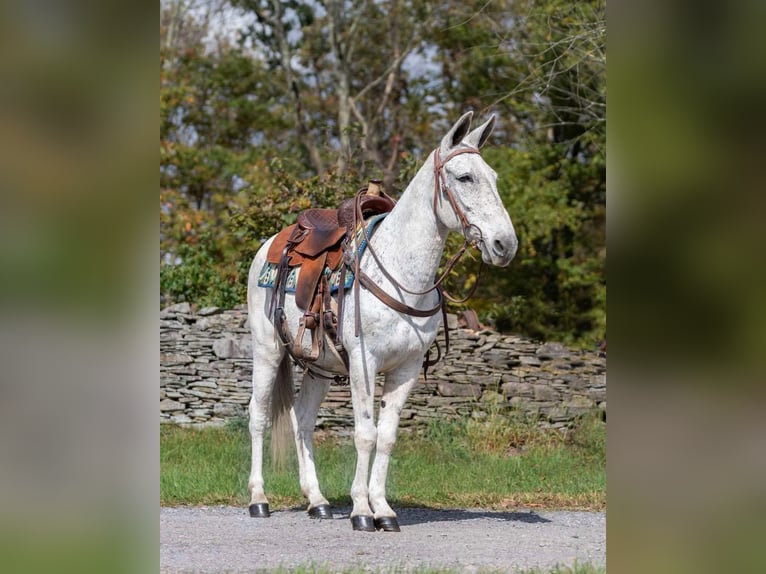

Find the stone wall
[[160, 303, 606, 430]]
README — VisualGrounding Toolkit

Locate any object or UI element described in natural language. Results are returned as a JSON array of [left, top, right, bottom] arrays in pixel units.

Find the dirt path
[[160, 506, 605, 572]]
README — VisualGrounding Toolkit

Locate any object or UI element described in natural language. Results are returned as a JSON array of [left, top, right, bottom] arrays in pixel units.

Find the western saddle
[[266, 181, 396, 377]]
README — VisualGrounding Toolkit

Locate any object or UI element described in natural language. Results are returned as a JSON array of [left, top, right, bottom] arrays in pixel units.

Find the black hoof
[[374, 516, 401, 532], [248, 503, 270, 518], [308, 504, 333, 519], [350, 515, 376, 532]]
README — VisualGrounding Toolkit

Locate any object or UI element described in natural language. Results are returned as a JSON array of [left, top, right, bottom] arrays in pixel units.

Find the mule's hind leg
[[290, 372, 332, 518], [247, 344, 283, 518], [368, 361, 421, 532]]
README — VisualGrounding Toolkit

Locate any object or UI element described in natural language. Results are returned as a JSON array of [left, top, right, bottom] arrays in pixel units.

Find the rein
[[350, 147, 488, 375], [353, 147, 485, 318]]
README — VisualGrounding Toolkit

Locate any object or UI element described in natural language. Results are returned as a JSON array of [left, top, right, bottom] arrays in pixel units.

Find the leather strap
[[354, 147, 483, 303], [335, 262, 347, 349], [356, 269, 444, 317], [421, 301, 450, 379], [433, 147, 479, 232]]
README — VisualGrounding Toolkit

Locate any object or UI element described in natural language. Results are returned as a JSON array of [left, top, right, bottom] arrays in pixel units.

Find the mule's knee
[[249, 400, 269, 430], [354, 423, 377, 453], [376, 436, 396, 456], [376, 423, 399, 455]]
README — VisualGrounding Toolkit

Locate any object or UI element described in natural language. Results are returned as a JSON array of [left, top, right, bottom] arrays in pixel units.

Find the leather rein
[[352, 146, 486, 334]]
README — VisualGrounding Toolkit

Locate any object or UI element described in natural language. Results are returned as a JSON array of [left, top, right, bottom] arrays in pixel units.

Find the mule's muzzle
[[483, 233, 517, 266]]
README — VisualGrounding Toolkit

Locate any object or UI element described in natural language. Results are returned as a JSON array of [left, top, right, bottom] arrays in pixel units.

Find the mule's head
[[434, 111, 518, 267]]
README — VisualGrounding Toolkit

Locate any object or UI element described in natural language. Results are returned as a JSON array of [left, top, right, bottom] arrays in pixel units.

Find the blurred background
[[0, 1, 157, 573], [609, 1, 766, 572]]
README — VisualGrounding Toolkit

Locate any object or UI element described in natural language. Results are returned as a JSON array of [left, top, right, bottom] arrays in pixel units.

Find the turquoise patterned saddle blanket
[[257, 213, 387, 294]]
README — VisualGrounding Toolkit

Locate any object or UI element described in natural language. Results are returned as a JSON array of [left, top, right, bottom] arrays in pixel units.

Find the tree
[[159, 0, 607, 346], [421, 0, 606, 345], [161, 0, 286, 305], [232, 0, 435, 185]]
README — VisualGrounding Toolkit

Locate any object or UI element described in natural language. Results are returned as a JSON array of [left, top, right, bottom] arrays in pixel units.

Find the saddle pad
[[257, 261, 354, 294], [257, 213, 388, 293]]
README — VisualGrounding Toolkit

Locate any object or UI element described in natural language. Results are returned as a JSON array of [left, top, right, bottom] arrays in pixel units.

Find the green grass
[[160, 413, 605, 511]]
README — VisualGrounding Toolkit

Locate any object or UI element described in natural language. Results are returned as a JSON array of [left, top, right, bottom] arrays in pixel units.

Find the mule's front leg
[[349, 359, 378, 531], [368, 363, 420, 532]]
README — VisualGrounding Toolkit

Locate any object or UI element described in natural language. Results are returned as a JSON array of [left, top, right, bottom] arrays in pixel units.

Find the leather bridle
[[352, 146, 486, 333], [432, 147, 482, 238]]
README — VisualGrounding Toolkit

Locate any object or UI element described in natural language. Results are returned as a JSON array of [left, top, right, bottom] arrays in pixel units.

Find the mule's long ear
[[440, 111, 473, 155], [465, 115, 496, 149]]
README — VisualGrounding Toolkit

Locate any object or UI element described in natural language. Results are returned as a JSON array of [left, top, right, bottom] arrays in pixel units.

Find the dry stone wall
[[160, 303, 606, 430]]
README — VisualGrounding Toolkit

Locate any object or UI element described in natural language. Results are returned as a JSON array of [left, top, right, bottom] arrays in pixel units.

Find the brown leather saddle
[[266, 181, 396, 373]]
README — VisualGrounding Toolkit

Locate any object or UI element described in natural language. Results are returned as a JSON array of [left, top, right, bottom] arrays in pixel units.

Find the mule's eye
[[457, 174, 474, 183]]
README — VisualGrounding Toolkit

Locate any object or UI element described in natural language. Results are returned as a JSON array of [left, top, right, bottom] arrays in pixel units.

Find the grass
[[160, 412, 605, 511]]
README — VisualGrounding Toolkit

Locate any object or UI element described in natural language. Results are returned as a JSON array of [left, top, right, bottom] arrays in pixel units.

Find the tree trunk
[[270, 0, 324, 174]]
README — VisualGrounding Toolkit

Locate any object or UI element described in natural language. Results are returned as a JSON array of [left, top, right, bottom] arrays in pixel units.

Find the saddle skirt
[[256, 213, 389, 303], [256, 185, 395, 374]]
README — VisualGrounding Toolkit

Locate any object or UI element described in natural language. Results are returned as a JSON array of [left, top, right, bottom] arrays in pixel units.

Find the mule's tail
[[270, 354, 294, 471]]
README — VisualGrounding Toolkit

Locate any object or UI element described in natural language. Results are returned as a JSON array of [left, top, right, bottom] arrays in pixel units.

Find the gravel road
[[161, 506, 605, 572]]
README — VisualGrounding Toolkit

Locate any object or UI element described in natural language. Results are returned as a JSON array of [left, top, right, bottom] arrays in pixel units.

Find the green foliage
[[423, 0, 606, 346], [228, 160, 364, 243], [159, 0, 606, 345], [476, 145, 606, 346], [160, 228, 244, 308]]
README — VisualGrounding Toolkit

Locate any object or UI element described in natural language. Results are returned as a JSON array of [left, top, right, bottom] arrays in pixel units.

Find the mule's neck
[[365, 153, 449, 293]]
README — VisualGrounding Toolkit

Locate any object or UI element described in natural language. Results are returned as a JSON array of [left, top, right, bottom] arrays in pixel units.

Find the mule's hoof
[[308, 504, 333, 519], [374, 516, 401, 532], [350, 515, 376, 532], [248, 503, 270, 518]]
